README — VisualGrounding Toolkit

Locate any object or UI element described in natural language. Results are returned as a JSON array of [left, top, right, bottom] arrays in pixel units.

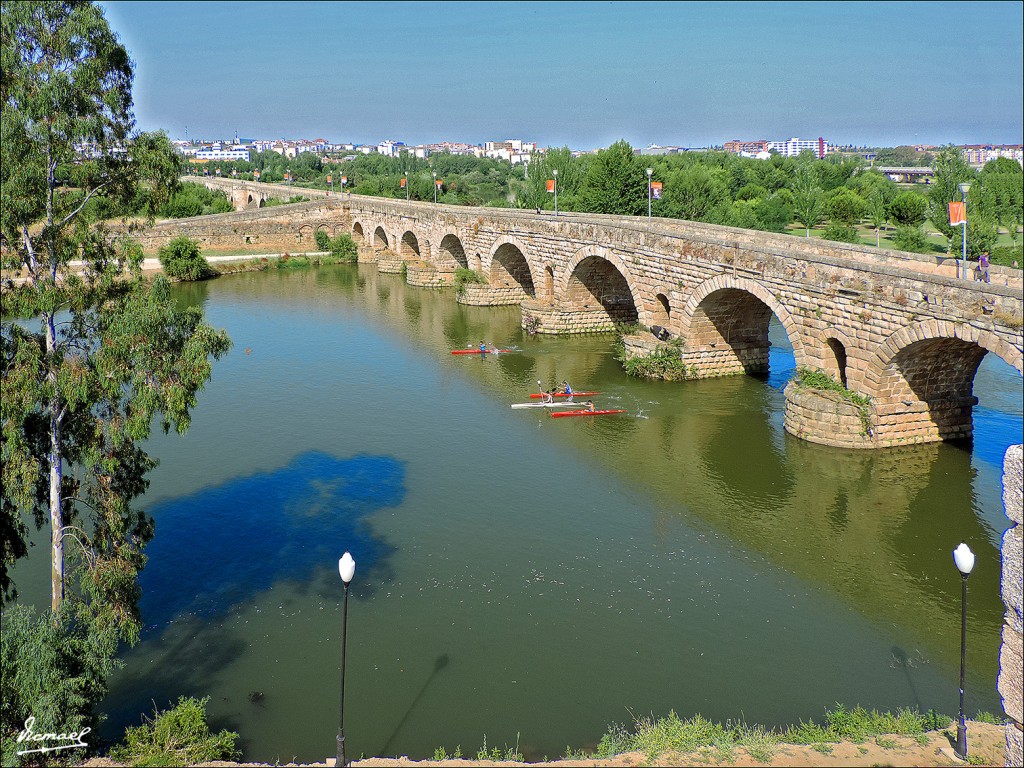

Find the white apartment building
[[768, 137, 830, 158], [377, 140, 405, 157]]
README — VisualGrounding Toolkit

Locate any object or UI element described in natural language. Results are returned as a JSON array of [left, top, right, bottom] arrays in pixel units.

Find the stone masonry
[[1001, 445, 1023, 767]]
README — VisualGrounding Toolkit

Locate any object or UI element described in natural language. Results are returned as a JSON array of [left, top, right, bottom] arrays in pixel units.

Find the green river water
[[10, 264, 1023, 762]]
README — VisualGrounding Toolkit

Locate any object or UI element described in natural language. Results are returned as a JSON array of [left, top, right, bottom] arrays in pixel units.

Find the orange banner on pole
[[340, 176, 347, 186], [326, 175, 332, 183], [546, 179, 555, 193], [435, 178, 443, 188], [949, 201, 966, 226], [400, 178, 406, 188], [651, 181, 663, 199]]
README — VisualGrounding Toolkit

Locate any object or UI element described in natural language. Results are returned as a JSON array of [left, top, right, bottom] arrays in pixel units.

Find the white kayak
[[510, 401, 588, 409]]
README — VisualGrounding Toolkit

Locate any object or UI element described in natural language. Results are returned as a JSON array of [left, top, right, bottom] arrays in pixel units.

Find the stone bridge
[[181, 178, 1023, 451]]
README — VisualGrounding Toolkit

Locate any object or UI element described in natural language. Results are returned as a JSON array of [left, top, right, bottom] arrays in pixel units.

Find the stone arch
[[677, 275, 810, 378], [488, 239, 536, 297], [650, 286, 672, 329], [826, 338, 849, 388], [373, 226, 389, 250], [352, 221, 365, 243], [555, 246, 643, 326], [470, 252, 482, 272], [863, 320, 1023, 444], [438, 234, 468, 270], [297, 223, 314, 244], [399, 230, 422, 260]]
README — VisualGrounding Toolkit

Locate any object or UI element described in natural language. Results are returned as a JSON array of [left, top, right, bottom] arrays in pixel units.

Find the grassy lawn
[[784, 221, 1020, 257]]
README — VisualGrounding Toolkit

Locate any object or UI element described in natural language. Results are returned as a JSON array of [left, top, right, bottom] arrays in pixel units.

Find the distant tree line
[[188, 142, 1023, 266]]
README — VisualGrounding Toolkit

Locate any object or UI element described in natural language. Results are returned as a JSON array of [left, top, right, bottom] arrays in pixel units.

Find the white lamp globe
[[339, 552, 356, 584], [953, 543, 975, 576]]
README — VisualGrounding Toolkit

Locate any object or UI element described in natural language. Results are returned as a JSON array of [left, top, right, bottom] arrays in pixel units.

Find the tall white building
[[768, 137, 829, 159]]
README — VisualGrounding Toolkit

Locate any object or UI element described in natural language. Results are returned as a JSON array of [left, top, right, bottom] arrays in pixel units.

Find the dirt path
[[83, 720, 1008, 767]]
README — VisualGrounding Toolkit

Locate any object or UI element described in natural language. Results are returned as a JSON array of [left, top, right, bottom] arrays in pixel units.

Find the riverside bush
[[157, 236, 211, 281], [110, 696, 239, 767]]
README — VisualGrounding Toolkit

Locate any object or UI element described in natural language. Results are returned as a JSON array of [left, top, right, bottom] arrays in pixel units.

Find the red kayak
[[529, 391, 600, 399], [550, 409, 626, 418], [451, 348, 513, 355]]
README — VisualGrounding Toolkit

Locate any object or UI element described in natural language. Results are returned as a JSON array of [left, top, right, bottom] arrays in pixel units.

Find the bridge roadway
[[184, 177, 1022, 450]]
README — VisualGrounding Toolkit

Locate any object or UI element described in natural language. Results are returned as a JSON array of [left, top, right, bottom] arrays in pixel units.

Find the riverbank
[[81, 719, 1008, 766]]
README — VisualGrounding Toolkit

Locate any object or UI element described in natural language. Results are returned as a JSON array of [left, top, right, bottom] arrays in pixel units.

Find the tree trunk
[[46, 312, 64, 614]]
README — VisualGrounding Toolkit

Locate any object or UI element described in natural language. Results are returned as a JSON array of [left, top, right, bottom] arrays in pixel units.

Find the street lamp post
[[337, 552, 356, 768], [959, 182, 971, 281], [552, 168, 558, 217], [432, 171, 437, 204], [646, 167, 653, 223], [405, 170, 409, 201], [287, 167, 291, 190], [953, 542, 975, 761]]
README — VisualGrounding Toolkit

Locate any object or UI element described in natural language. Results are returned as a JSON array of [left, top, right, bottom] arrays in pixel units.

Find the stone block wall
[[456, 284, 524, 306], [520, 301, 620, 334], [783, 383, 876, 449], [406, 262, 452, 288], [376, 254, 404, 274], [1000, 445, 1023, 767], [357, 245, 377, 264]]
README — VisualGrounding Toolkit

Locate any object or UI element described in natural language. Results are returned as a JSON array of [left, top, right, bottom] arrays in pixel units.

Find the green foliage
[[578, 140, 647, 215], [326, 233, 358, 261], [454, 267, 486, 295], [160, 183, 232, 218], [1, 0, 232, 687], [590, 705, 948, 764], [1, 603, 118, 767], [822, 223, 861, 244], [109, 696, 239, 767], [827, 187, 867, 225], [991, 244, 1023, 268], [927, 145, 978, 249], [617, 337, 690, 381], [473, 733, 521, 762], [261, 195, 309, 207], [753, 194, 793, 232], [973, 711, 1006, 725], [874, 145, 933, 166], [888, 190, 928, 227], [157, 236, 211, 281], [892, 225, 931, 253], [791, 166, 825, 235], [792, 368, 872, 435], [311, 231, 357, 261]]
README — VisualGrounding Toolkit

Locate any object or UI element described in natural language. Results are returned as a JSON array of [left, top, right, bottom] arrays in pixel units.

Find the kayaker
[[584, 401, 595, 412], [562, 380, 572, 395], [479, 340, 487, 353]]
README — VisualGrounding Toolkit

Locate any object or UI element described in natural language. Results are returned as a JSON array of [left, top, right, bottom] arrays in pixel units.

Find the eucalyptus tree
[[0, 0, 231, 644], [866, 190, 888, 247], [791, 166, 825, 236]]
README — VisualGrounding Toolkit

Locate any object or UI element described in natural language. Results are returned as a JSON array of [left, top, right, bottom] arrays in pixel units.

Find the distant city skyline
[[100, 0, 1023, 150]]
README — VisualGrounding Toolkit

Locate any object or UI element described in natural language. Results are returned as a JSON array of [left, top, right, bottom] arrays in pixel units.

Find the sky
[[98, 0, 1024, 150]]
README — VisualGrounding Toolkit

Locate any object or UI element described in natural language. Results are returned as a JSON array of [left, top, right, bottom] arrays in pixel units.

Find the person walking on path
[[978, 251, 991, 283]]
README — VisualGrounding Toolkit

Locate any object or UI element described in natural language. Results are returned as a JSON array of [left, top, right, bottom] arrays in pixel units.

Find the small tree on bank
[[158, 236, 211, 280]]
